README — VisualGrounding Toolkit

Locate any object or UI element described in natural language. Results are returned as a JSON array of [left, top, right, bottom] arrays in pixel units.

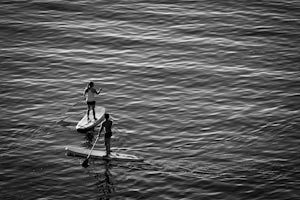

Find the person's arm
[[83, 88, 87, 97], [96, 88, 102, 95]]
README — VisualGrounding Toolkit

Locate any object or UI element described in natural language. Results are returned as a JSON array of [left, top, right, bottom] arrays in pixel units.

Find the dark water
[[0, 0, 299, 199]]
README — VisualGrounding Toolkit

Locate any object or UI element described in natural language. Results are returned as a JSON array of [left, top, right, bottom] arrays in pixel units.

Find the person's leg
[[105, 138, 108, 156], [92, 102, 97, 120], [105, 137, 111, 156], [87, 104, 91, 120], [107, 137, 111, 154]]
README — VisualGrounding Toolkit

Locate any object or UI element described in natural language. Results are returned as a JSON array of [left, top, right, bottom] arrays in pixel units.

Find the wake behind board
[[65, 146, 144, 162], [76, 106, 105, 133]]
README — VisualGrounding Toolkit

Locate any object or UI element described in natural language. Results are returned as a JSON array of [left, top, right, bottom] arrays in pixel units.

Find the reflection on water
[[94, 160, 115, 200]]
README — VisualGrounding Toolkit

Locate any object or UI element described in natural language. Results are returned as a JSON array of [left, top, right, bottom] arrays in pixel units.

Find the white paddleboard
[[65, 146, 144, 161], [76, 106, 105, 132]]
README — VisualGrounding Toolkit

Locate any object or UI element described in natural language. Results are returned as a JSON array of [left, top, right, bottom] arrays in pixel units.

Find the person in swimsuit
[[100, 113, 113, 156], [83, 81, 101, 120]]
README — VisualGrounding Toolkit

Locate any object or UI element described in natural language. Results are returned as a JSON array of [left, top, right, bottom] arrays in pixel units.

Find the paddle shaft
[[86, 128, 101, 159]]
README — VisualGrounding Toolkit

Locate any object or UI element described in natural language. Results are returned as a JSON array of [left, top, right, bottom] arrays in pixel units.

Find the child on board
[[83, 81, 102, 120]]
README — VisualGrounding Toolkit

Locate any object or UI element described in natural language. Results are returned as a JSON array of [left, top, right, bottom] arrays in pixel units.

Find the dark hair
[[104, 113, 109, 119], [88, 81, 94, 88]]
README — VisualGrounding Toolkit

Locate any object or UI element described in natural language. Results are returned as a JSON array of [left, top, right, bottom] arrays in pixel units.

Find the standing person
[[83, 81, 101, 120], [100, 113, 113, 156]]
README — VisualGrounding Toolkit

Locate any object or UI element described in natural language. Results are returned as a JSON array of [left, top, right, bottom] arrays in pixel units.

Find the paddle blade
[[81, 159, 89, 168]]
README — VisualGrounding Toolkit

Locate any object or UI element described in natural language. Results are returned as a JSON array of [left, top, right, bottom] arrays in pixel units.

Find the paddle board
[[76, 106, 105, 133], [65, 146, 144, 161]]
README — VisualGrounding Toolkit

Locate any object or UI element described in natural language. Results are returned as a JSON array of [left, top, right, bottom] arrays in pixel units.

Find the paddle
[[82, 127, 102, 168]]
